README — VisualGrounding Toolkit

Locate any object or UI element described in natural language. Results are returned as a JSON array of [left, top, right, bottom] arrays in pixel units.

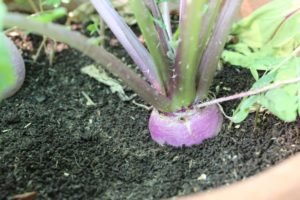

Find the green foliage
[[14, 0, 70, 8], [232, 64, 300, 123], [86, 23, 98, 35], [0, 3, 15, 99], [42, 0, 70, 7], [30, 7, 67, 23], [230, 0, 300, 50], [223, 0, 300, 122], [43, 0, 62, 6]]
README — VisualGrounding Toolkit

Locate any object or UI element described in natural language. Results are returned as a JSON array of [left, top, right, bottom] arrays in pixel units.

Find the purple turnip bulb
[[149, 105, 223, 147], [1, 34, 25, 99]]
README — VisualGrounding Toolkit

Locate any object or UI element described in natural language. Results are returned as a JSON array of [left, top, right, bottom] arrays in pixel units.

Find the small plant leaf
[[232, 60, 300, 123], [231, 96, 258, 123], [259, 89, 298, 122], [81, 65, 133, 101], [224, 0, 300, 123], [232, 0, 300, 50], [30, 7, 67, 23], [42, 0, 69, 7], [222, 47, 285, 71]]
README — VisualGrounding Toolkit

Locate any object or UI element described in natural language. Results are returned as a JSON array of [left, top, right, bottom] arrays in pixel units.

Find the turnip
[[90, 0, 239, 147], [1, 34, 25, 99], [149, 105, 223, 147], [2, 0, 241, 147]]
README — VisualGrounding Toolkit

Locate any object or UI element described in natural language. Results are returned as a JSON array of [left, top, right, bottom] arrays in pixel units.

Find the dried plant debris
[[10, 192, 37, 200], [81, 64, 135, 101]]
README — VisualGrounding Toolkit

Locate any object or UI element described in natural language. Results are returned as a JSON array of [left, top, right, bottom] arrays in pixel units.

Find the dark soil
[[1, 44, 300, 200]]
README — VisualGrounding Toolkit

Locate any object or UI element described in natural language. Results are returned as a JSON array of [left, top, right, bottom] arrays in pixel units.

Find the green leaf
[[86, 23, 98, 34], [232, 96, 259, 123], [224, 0, 300, 76], [251, 72, 276, 89], [225, 0, 300, 123], [0, 3, 15, 100], [259, 89, 298, 122], [42, 0, 70, 7], [274, 59, 300, 94], [231, 60, 300, 123], [250, 67, 259, 81], [222, 50, 276, 71], [222, 45, 286, 71], [43, 0, 61, 6], [232, 0, 300, 50], [30, 7, 67, 23]]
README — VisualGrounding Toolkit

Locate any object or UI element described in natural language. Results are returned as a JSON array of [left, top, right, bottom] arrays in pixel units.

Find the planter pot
[[175, 153, 300, 200]]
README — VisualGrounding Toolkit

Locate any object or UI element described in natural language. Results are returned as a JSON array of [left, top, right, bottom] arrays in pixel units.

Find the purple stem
[[146, 0, 171, 57], [196, 0, 242, 101], [90, 0, 163, 91], [196, 77, 300, 108], [159, 1, 172, 39], [196, 0, 222, 61]]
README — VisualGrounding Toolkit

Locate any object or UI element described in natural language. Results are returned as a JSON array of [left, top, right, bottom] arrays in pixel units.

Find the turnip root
[[149, 105, 223, 147], [1, 34, 25, 99]]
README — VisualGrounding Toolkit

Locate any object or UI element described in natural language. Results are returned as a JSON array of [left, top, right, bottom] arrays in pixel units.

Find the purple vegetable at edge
[[2, 34, 25, 99]]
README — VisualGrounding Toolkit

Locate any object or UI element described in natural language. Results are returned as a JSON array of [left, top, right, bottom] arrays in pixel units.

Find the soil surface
[[1, 42, 300, 200]]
